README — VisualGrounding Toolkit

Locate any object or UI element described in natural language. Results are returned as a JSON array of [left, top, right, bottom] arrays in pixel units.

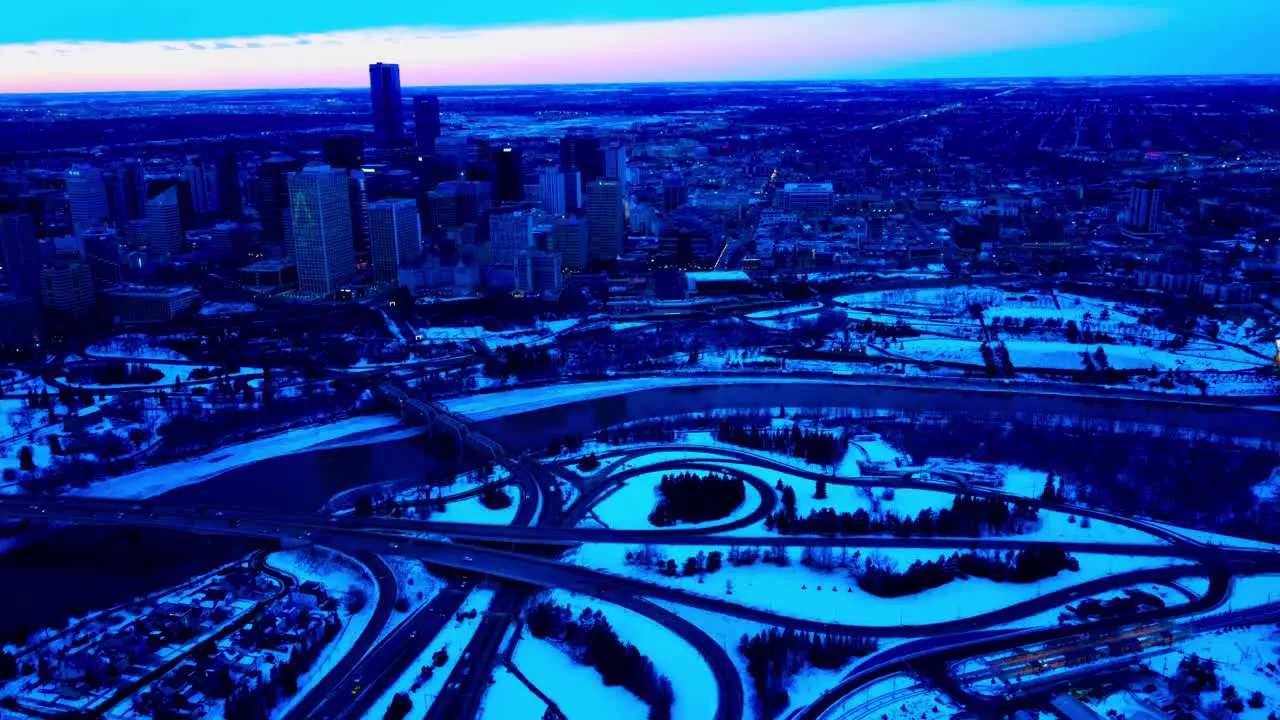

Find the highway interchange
[[3, 413, 1279, 720]]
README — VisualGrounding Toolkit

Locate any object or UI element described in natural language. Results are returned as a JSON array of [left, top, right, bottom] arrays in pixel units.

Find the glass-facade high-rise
[[369, 63, 405, 148], [288, 166, 355, 295]]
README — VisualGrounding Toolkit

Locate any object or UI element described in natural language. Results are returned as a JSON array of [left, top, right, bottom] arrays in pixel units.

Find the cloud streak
[[0, 1, 1160, 93]]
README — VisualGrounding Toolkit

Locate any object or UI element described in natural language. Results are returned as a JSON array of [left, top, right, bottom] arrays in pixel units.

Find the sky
[[0, 0, 1277, 93]]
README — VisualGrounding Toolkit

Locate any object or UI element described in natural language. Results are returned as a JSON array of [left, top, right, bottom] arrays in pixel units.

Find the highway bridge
[[4, 439, 1279, 720]]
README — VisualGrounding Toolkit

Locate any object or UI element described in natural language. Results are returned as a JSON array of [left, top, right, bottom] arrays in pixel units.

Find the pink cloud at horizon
[[0, 1, 1161, 94]]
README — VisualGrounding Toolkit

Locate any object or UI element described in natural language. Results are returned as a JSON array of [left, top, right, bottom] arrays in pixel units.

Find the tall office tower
[[538, 166, 567, 215], [0, 214, 41, 299], [346, 170, 370, 253], [414, 95, 441, 155], [488, 208, 535, 266], [1127, 180, 1163, 234], [368, 198, 420, 283], [214, 145, 242, 219], [549, 216, 589, 270], [662, 173, 689, 213], [182, 156, 220, 214], [493, 147, 525, 203], [515, 250, 562, 294], [145, 186, 185, 257], [427, 180, 492, 230], [288, 166, 355, 295], [585, 179, 624, 263], [256, 153, 304, 248], [66, 165, 110, 232], [320, 139, 370, 250], [40, 261, 94, 316], [323, 135, 366, 171], [560, 134, 603, 183], [603, 144, 628, 195], [369, 62, 405, 148], [104, 161, 147, 228]]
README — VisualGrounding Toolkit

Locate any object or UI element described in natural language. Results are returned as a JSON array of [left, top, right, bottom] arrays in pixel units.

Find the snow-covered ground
[[431, 493, 520, 525], [379, 556, 446, 641], [514, 635, 648, 720], [59, 361, 263, 390], [477, 666, 544, 720], [568, 544, 1192, 626], [587, 470, 762, 530], [818, 674, 961, 720], [1002, 582, 1193, 629], [366, 588, 496, 720], [542, 590, 717, 720], [412, 319, 581, 352], [85, 335, 188, 361], [1224, 575, 1280, 611], [1145, 625, 1280, 720], [1148, 522, 1280, 552], [745, 302, 824, 320], [267, 547, 378, 720], [886, 337, 1263, 372], [73, 414, 405, 499]]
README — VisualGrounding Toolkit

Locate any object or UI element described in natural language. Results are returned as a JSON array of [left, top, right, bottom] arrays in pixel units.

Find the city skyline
[[1, 1, 1278, 93]]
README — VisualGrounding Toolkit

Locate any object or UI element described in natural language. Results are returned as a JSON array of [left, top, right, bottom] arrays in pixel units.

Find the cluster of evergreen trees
[[980, 342, 1016, 378], [740, 628, 877, 718], [853, 317, 922, 340], [648, 472, 746, 527], [767, 486, 1038, 538], [1079, 346, 1125, 384], [626, 548, 726, 577], [525, 601, 674, 720], [857, 547, 1078, 598], [482, 344, 562, 381], [716, 421, 846, 466]]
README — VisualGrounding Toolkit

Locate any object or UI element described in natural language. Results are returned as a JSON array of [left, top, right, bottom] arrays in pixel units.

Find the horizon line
[[3, 71, 1279, 98]]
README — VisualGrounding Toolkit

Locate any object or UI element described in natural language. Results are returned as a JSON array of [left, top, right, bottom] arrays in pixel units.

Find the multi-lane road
[[3, 441, 1277, 720]]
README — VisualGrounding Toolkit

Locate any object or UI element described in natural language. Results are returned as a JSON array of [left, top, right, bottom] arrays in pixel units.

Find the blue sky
[[0, 1, 1276, 92]]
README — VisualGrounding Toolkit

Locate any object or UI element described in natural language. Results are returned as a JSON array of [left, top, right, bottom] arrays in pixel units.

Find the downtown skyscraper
[[414, 95, 441, 156], [368, 198, 420, 283], [369, 63, 405, 148], [288, 166, 354, 296]]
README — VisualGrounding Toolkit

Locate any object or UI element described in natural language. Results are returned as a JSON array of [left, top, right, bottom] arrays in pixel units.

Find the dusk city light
[[0, 2, 1279, 720]]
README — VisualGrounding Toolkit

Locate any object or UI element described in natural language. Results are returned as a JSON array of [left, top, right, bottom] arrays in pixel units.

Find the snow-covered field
[[541, 590, 717, 720], [587, 470, 762, 530], [60, 361, 263, 389], [886, 337, 1262, 372], [514, 635, 648, 720], [267, 547, 378, 720], [412, 319, 580, 352], [1002, 582, 1193, 629], [74, 414, 405, 499], [366, 588, 496, 720], [567, 544, 1192, 626], [379, 556, 446, 641], [477, 666, 544, 720], [1145, 625, 1280, 720], [431, 493, 521, 525], [85, 335, 188, 361]]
